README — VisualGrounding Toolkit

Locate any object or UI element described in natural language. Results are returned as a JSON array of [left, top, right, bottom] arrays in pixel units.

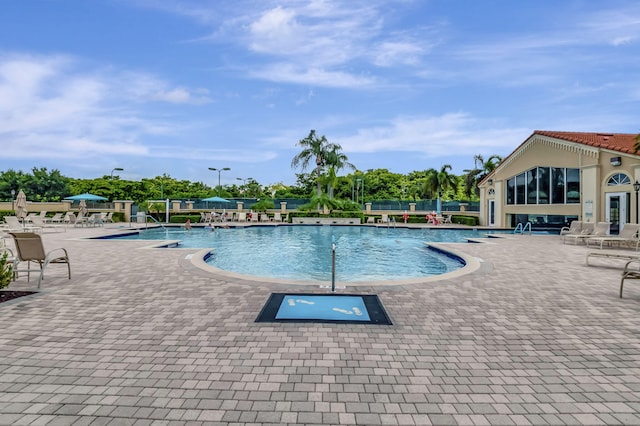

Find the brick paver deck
[[1, 224, 639, 425]]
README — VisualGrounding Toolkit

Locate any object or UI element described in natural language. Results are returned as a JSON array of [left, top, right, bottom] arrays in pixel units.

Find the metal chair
[[9, 232, 71, 288]]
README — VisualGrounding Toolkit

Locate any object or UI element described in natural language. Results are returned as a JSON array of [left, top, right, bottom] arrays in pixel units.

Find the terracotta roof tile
[[535, 130, 639, 154]]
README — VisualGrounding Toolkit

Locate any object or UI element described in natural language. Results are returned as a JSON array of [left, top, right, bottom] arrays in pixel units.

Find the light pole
[[634, 181, 640, 223], [11, 189, 15, 210], [209, 167, 231, 197], [110, 167, 124, 179], [237, 177, 250, 199]]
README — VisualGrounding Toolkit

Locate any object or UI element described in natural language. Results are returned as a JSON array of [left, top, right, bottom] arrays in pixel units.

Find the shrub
[[170, 214, 201, 224], [0, 251, 13, 289], [112, 212, 125, 222], [451, 215, 479, 226]]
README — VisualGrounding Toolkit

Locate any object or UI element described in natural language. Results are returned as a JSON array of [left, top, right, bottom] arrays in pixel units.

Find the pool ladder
[[513, 222, 532, 234], [144, 214, 166, 229]]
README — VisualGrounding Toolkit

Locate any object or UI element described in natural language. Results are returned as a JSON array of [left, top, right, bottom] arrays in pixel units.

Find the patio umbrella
[[201, 196, 231, 210], [64, 193, 108, 202], [78, 199, 88, 216], [15, 189, 27, 219], [201, 196, 230, 203]]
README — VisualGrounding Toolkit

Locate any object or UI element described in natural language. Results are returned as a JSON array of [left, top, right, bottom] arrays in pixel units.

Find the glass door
[[606, 192, 627, 235], [488, 200, 495, 226]]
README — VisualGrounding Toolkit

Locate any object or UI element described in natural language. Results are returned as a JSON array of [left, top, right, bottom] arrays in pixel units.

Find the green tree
[[324, 144, 355, 199], [423, 165, 459, 210], [291, 130, 334, 197]]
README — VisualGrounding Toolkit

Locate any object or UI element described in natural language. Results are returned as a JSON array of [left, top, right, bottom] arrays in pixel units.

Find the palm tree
[[463, 154, 503, 198], [324, 144, 355, 199], [291, 130, 332, 197], [423, 165, 459, 213]]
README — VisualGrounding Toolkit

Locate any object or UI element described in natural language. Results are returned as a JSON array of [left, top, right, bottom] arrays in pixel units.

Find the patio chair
[[366, 216, 375, 224], [586, 223, 640, 250], [74, 212, 89, 227], [378, 214, 389, 224], [560, 220, 582, 237], [87, 213, 104, 227], [4, 216, 41, 233], [63, 212, 76, 224], [237, 212, 247, 222], [29, 217, 66, 232], [564, 221, 609, 245], [8, 232, 71, 288], [260, 213, 270, 222], [251, 212, 258, 222], [620, 258, 640, 297], [443, 214, 453, 224], [273, 212, 282, 222], [102, 212, 114, 223], [45, 213, 63, 223]]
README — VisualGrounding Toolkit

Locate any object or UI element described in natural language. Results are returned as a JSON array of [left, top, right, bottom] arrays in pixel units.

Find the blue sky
[[1, 0, 639, 187]]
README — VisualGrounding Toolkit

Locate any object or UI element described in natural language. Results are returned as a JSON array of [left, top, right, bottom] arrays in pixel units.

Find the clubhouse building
[[478, 131, 640, 233]]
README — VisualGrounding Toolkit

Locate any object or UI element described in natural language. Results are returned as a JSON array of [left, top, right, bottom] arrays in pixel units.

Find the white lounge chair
[[237, 212, 247, 222], [273, 212, 283, 222], [564, 222, 609, 245], [586, 223, 640, 250], [560, 220, 582, 238], [29, 217, 66, 232], [260, 213, 270, 222], [3, 216, 41, 233]]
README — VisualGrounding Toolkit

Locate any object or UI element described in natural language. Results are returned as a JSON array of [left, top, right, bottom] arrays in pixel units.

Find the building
[[479, 131, 640, 233]]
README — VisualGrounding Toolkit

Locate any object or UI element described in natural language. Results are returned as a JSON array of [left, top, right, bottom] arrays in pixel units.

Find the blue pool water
[[110, 225, 501, 283]]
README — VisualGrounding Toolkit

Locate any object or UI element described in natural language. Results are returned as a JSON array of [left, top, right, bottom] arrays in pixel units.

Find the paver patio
[[1, 224, 639, 425]]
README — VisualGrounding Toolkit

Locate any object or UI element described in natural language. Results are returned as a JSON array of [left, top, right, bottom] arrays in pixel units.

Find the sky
[[1, 0, 639, 187]]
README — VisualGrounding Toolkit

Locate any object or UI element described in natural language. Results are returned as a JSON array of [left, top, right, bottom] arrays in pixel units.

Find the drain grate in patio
[[256, 293, 392, 325]]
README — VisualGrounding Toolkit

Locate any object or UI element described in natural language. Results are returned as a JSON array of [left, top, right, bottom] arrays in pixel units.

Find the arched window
[[607, 173, 631, 186]]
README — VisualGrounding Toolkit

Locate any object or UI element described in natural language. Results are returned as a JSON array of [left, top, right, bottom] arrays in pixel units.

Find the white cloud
[[250, 63, 376, 88], [0, 54, 211, 162], [335, 113, 527, 157]]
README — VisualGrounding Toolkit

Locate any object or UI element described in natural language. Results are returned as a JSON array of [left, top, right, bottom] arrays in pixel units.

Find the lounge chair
[[29, 217, 66, 232], [63, 212, 76, 224], [8, 232, 71, 288], [620, 259, 640, 297], [251, 213, 258, 223], [273, 212, 283, 222], [74, 212, 90, 227], [366, 216, 375, 224], [585, 249, 640, 266], [378, 214, 389, 224], [560, 220, 582, 237], [237, 212, 247, 222], [443, 215, 453, 224], [562, 222, 595, 244], [586, 223, 640, 250], [3, 216, 41, 233], [102, 212, 114, 223], [260, 213, 270, 222], [87, 213, 104, 227], [45, 213, 63, 223]]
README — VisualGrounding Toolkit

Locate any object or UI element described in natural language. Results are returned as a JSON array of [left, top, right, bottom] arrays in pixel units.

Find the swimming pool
[[110, 225, 499, 283]]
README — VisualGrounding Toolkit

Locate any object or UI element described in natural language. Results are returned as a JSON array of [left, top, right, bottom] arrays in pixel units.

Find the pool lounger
[[585, 249, 640, 266]]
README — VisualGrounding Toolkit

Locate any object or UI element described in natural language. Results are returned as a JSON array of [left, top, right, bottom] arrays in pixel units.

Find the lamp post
[[209, 167, 231, 197], [634, 180, 640, 223], [236, 177, 250, 199], [11, 189, 15, 210], [110, 167, 124, 179]]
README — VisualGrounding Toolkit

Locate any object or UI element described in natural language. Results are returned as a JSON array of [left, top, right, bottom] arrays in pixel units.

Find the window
[[506, 177, 515, 204], [566, 169, 580, 203], [516, 173, 526, 204], [538, 167, 550, 204], [506, 167, 579, 205], [607, 173, 631, 186], [552, 168, 565, 204], [527, 169, 537, 204]]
